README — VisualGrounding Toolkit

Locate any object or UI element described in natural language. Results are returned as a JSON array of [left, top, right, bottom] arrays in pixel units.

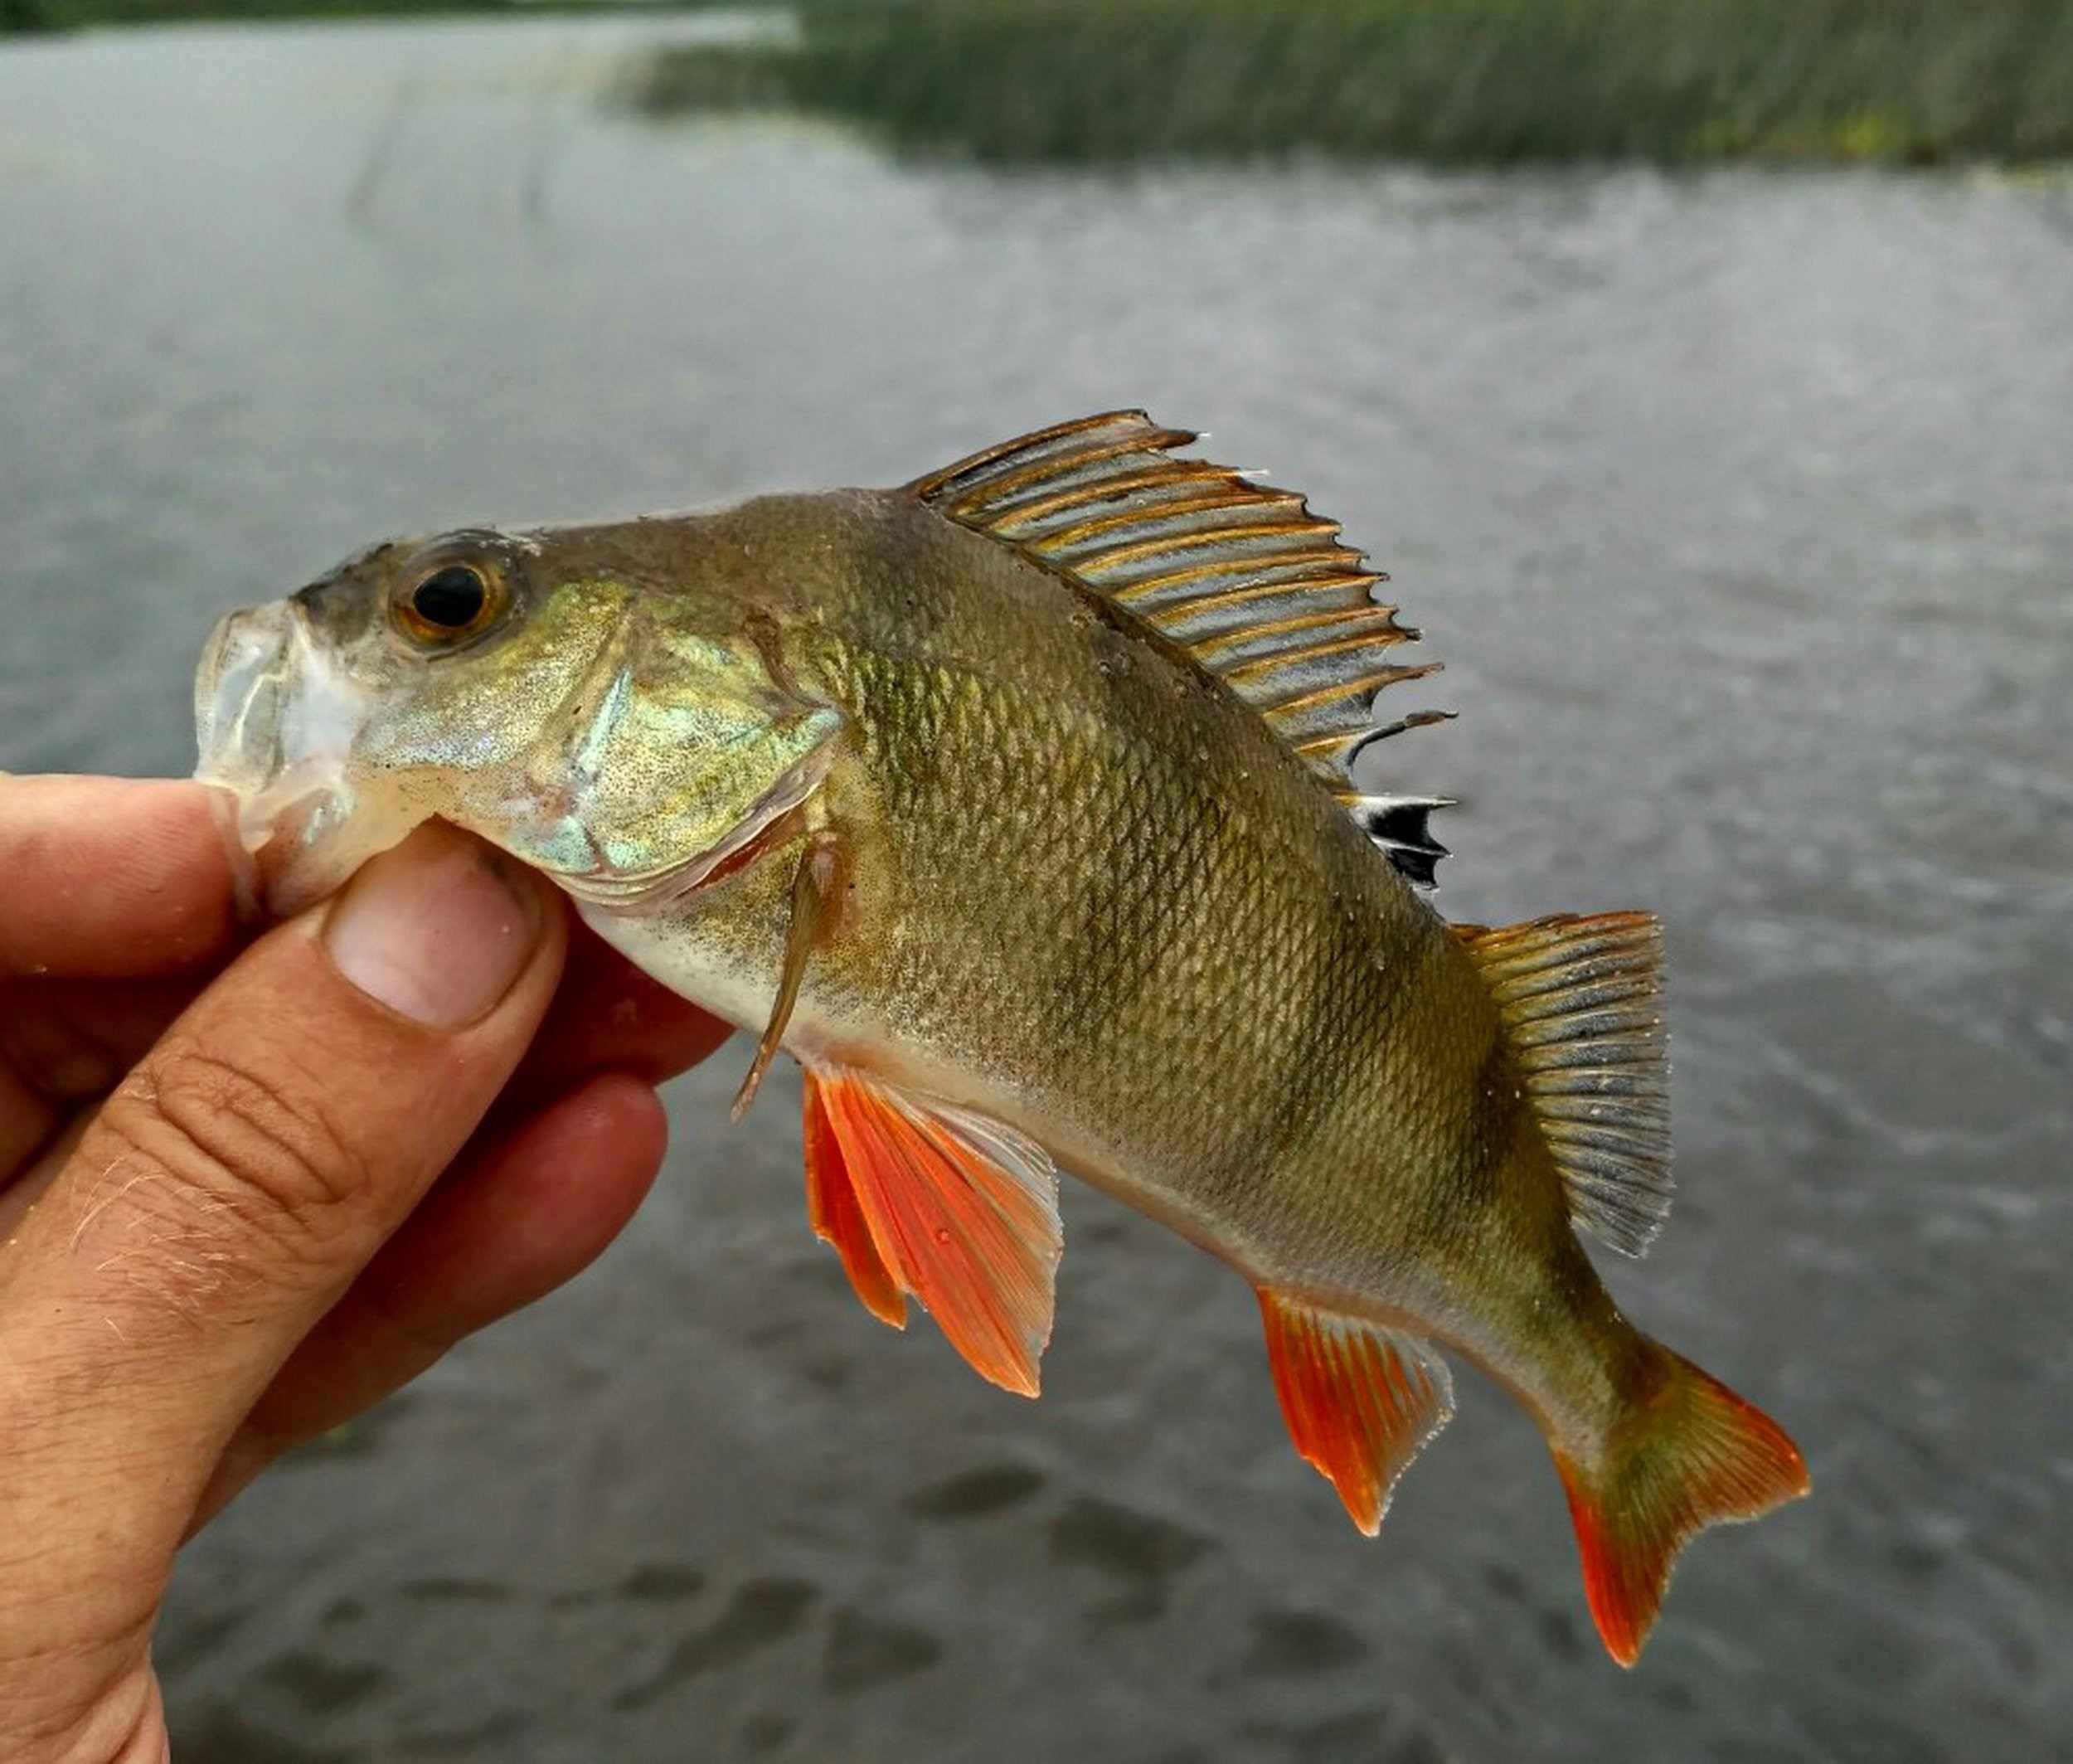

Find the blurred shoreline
[[630, 0, 2073, 169], [10, 1, 2073, 169], [1, 0, 746, 32]]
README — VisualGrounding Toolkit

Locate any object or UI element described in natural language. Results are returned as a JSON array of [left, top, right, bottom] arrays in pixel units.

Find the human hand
[[0, 775, 729, 1762]]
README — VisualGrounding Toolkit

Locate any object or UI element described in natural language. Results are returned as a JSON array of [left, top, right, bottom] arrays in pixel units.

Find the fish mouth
[[192, 599, 390, 915]]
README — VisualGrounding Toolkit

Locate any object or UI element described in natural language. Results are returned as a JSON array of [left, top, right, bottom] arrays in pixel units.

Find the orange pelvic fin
[[801, 1067, 1062, 1397], [1555, 1345, 1809, 1665], [1257, 1290, 1454, 1534], [803, 1072, 904, 1328]]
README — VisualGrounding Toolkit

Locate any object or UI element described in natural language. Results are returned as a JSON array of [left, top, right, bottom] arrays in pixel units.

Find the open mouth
[[192, 599, 386, 913]]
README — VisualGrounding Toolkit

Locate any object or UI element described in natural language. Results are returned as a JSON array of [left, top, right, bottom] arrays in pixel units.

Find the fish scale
[[780, 501, 1557, 1354], [192, 413, 1807, 1664]]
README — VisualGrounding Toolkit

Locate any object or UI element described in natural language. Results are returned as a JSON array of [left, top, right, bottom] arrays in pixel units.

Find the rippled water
[[3, 17, 2071, 1762]]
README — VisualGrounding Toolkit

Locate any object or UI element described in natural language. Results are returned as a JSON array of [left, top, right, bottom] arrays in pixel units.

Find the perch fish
[[192, 413, 1808, 1663]]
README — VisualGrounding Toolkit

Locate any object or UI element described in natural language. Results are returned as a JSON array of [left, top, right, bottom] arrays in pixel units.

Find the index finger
[[0, 775, 243, 979]]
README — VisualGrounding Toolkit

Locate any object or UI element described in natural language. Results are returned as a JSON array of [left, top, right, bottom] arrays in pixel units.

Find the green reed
[[633, 0, 2073, 167]]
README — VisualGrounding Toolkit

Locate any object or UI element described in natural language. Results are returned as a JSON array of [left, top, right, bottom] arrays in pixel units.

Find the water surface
[[2, 19, 2070, 1762]]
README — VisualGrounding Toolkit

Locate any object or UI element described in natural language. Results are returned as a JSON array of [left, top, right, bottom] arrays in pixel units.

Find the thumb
[[3, 821, 567, 1541]]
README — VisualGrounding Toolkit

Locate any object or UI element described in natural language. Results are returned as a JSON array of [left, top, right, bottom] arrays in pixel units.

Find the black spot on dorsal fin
[[1342, 794, 1451, 888]]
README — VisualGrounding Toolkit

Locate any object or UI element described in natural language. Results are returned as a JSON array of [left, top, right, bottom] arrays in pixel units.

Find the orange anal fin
[[1258, 1290, 1454, 1534], [803, 1067, 1061, 1397], [803, 1073, 905, 1329], [1555, 1344, 1809, 1666]]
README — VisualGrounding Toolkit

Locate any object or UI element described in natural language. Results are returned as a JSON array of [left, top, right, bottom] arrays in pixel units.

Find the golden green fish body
[[194, 415, 1805, 1665], [583, 489, 1636, 1446]]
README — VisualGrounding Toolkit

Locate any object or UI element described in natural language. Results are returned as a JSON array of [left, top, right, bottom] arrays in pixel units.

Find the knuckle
[[94, 1043, 373, 1270]]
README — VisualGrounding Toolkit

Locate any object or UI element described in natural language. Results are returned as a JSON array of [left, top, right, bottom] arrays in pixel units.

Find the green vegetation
[[632, 0, 2073, 167], [18, 0, 506, 24], [7, 0, 746, 28]]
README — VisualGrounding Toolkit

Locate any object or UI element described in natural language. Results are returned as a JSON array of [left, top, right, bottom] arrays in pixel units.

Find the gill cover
[[488, 607, 843, 914]]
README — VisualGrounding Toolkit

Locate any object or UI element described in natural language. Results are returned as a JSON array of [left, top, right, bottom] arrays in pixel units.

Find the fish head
[[195, 523, 842, 916]]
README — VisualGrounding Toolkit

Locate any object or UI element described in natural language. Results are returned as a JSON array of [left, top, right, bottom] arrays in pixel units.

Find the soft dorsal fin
[[1453, 911, 1672, 1256], [911, 413, 1448, 880]]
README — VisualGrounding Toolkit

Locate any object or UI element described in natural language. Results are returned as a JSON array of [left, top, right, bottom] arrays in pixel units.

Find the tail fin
[[1554, 1345, 1808, 1665]]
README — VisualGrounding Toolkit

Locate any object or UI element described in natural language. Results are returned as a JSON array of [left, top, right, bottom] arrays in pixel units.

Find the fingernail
[[322, 826, 542, 1028]]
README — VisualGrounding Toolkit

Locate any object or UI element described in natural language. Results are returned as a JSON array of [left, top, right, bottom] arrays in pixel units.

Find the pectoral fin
[[802, 1068, 1063, 1397], [732, 826, 844, 1120], [1258, 1290, 1454, 1534]]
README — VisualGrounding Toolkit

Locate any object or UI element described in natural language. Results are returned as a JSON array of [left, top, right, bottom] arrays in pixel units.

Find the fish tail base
[[1554, 1344, 1808, 1666]]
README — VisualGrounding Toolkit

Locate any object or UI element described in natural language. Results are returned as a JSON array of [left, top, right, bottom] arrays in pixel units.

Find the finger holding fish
[[0, 804, 729, 1764], [188, 1067, 672, 1531], [0, 776, 241, 981], [0, 770, 722, 1185]]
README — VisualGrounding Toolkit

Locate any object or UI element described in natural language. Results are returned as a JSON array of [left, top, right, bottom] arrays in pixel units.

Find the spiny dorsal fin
[[912, 413, 1448, 881], [1454, 911, 1672, 1256]]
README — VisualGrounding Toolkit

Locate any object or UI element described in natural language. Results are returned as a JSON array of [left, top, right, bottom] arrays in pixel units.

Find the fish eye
[[411, 565, 486, 628], [391, 558, 507, 647]]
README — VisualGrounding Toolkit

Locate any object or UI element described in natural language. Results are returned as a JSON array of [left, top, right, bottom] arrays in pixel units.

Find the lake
[[2, 15, 2070, 1762]]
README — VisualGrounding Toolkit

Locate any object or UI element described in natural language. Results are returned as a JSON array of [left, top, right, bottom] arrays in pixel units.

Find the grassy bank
[[10, 0, 531, 26], [3, 0, 756, 30], [633, 0, 2073, 167]]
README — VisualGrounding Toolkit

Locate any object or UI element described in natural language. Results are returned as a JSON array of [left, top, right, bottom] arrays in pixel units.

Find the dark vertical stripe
[[1041, 615, 1195, 1073], [1254, 929, 1360, 1186]]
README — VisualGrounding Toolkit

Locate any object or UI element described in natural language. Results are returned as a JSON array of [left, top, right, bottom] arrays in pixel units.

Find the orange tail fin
[[1554, 1346, 1808, 1666]]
